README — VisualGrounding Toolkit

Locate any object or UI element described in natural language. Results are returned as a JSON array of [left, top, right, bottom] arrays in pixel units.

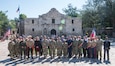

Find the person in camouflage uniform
[[8, 39, 16, 60], [72, 36, 78, 58], [56, 37, 63, 59], [77, 36, 83, 58], [49, 38, 56, 58], [15, 38, 21, 58], [42, 36, 49, 59], [62, 39, 68, 58], [20, 37, 27, 59]]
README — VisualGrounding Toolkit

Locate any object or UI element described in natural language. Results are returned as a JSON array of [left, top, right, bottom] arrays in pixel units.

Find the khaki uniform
[[72, 39, 78, 57], [8, 40, 16, 59], [96, 39, 103, 60], [56, 40, 63, 57], [26, 39, 34, 48], [42, 39, 49, 58], [26, 39, 34, 59], [62, 41, 68, 57], [49, 40, 56, 58]]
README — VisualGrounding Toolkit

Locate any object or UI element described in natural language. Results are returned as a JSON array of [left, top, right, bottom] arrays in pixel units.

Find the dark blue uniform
[[66, 39, 73, 58], [103, 40, 110, 61]]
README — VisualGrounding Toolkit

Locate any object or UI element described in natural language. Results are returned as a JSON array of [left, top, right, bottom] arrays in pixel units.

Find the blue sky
[[0, 0, 87, 19]]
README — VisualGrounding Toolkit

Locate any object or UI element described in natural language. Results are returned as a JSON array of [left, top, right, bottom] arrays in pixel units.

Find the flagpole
[[19, 6, 20, 18], [18, 5, 21, 36], [16, 5, 21, 36]]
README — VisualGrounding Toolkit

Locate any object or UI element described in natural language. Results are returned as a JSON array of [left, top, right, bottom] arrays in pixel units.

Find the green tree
[[82, 0, 101, 28], [19, 14, 27, 20], [9, 20, 16, 29], [63, 4, 79, 17], [82, 0, 115, 37], [0, 11, 9, 35]]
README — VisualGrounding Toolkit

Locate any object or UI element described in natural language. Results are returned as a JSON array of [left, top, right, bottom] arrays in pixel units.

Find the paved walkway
[[0, 40, 115, 66]]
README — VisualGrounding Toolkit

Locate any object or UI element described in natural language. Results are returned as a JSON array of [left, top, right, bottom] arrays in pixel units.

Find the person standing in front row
[[20, 37, 27, 60], [77, 36, 83, 58], [62, 39, 68, 58], [66, 37, 73, 58], [26, 35, 34, 59], [8, 39, 16, 60], [56, 37, 63, 59], [91, 38, 97, 59], [42, 36, 49, 59], [87, 38, 92, 58], [103, 36, 110, 61], [82, 36, 88, 58], [72, 36, 78, 58], [49, 38, 56, 59], [34, 36, 42, 58], [96, 36, 103, 60]]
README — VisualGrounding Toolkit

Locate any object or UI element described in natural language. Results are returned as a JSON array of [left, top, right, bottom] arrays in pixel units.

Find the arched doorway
[[51, 29, 56, 35]]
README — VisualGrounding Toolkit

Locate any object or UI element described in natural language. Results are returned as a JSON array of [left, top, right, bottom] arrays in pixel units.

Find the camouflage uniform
[[15, 38, 21, 58], [56, 38, 63, 58], [49, 39, 56, 58], [72, 39, 78, 57], [62, 41, 68, 57], [77, 39, 83, 58], [42, 39, 49, 58], [8, 40, 16, 60], [20, 38, 27, 59]]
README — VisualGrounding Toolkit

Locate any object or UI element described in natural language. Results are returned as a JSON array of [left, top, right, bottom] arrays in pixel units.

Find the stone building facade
[[20, 8, 82, 37]]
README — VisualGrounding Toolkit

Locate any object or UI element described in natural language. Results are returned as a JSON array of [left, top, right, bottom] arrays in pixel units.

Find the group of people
[[8, 34, 110, 62]]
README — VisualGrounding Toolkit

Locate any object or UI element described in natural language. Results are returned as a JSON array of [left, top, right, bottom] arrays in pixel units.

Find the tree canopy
[[0, 11, 9, 35], [82, 0, 114, 28], [63, 4, 79, 17], [82, 0, 115, 37], [19, 14, 27, 20], [0, 11, 27, 36]]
